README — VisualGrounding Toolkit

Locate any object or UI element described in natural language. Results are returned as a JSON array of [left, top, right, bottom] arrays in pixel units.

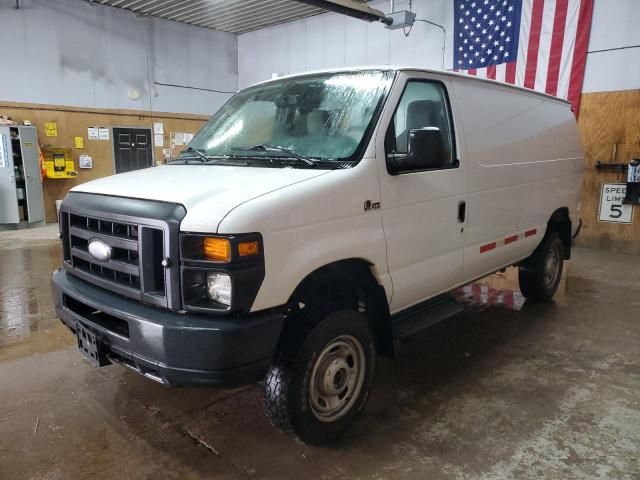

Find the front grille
[[59, 193, 186, 311], [69, 213, 142, 290], [61, 210, 168, 307]]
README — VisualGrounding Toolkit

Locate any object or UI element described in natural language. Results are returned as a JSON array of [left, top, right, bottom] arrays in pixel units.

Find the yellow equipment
[[42, 147, 77, 179]]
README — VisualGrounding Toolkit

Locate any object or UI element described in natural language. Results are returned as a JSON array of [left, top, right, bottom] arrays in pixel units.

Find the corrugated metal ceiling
[[95, 0, 364, 34]]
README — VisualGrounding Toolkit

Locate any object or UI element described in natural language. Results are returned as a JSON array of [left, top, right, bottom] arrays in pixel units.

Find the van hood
[[72, 164, 329, 230]]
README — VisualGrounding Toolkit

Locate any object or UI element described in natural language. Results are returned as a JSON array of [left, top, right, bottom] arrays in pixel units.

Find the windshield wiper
[[233, 144, 318, 167], [179, 146, 209, 162]]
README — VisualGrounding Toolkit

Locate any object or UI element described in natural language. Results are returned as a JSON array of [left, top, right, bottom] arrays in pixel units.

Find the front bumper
[[51, 269, 284, 387]]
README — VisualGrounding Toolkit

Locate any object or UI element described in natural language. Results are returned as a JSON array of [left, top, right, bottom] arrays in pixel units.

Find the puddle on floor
[[0, 239, 72, 361]]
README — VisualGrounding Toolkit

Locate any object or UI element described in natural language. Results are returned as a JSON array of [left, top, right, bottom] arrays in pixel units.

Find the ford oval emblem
[[88, 239, 112, 263]]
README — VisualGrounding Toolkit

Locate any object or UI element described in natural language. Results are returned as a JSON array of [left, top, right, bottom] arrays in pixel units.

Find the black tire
[[518, 231, 564, 302], [263, 309, 376, 445]]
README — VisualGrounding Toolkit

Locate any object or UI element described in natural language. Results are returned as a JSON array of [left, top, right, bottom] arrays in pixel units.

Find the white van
[[52, 67, 584, 444]]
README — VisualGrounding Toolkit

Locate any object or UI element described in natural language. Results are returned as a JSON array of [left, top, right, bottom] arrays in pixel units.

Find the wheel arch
[[284, 258, 394, 357], [546, 207, 572, 259]]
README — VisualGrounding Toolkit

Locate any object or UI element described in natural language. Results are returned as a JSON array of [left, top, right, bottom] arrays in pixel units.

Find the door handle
[[458, 201, 466, 223]]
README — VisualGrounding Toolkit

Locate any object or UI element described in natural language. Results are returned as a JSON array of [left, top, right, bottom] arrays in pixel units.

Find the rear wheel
[[519, 232, 564, 302], [263, 310, 376, 445]]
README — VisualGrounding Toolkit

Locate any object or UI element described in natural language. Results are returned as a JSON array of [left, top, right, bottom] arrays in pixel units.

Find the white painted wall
[[238, 0, 639, 94], [238, 0, 452, 89], [582, 0, 640, 93], [0, 0, 636, 117], [0, 0, 237, 115]]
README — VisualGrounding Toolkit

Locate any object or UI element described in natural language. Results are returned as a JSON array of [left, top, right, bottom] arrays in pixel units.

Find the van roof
[[251, 65, 572, 107]]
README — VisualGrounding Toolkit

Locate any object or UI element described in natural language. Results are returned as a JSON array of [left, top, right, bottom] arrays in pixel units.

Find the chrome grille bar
[[59, 193, 186, 310]]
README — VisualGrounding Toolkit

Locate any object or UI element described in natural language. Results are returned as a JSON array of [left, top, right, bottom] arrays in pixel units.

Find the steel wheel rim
[[309, 335, 366, 423], [543, 245, 561, 289]]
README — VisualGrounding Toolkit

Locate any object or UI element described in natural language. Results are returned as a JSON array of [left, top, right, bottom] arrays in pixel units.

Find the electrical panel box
[[43, 147, 77, 179]]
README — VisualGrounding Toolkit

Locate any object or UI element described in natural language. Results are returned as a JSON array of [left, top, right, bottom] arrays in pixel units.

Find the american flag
[[453, 0, 594, 115]]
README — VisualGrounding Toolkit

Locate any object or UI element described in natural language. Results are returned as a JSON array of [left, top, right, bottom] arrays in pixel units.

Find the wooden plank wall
[[576, 90, 640, 254], [0, 102, 208, 223]]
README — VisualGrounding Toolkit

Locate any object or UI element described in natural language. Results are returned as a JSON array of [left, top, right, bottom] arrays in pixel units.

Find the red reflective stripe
[[524, 0, 545, 89], [545, 0, 569, 96], [487, 65, 497, 80], [568, 0, 595, 116], [480, 242, 497, 253], [525, 228, 537, 237], [505, 61, 517, 84], [504, 235, 519, 245], [504, 291, 515, 310]]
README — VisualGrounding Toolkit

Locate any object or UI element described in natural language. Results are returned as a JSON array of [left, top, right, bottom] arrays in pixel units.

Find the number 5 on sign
[[599, 183, 634, 224]]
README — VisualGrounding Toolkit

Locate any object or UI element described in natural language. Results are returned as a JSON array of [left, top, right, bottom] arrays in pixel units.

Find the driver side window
[[385, 80, 455, 173]]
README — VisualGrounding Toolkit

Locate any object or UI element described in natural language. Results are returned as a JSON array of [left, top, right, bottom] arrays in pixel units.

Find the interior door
[[0, 127, 19, 224], [113, 128, 153, 174], [376, 73, 467, 313], [20, 127, 44, 223]]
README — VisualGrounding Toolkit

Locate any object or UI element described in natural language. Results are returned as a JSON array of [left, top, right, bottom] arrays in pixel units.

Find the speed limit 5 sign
[[599, 183, 634, 224]]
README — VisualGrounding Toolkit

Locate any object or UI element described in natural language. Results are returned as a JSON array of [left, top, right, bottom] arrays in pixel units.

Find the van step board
[[391, 294, 464, 338]]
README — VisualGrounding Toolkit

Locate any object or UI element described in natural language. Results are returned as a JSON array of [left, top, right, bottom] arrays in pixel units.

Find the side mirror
[[387, 127, 448, 174]]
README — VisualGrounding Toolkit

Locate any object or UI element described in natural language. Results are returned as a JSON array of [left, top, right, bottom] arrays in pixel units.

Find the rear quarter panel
[[450, 76, 584, 280]]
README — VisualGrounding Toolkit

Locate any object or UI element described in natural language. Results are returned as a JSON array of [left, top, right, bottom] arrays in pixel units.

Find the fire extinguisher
[[623, 159, 640, 205]]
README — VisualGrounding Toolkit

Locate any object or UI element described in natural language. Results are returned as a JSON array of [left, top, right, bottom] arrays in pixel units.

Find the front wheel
[[519, 232, 564, 302], [263, 310, 376, 445]]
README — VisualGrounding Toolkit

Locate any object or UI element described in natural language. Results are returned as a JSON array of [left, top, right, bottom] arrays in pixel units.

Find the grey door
[[113, 128, 153, 174], [0, 126, 19, 224], [19, 127, 44, 223]]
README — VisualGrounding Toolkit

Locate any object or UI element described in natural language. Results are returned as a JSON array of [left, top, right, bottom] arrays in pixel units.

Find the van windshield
[[182, 70, 393, 167]]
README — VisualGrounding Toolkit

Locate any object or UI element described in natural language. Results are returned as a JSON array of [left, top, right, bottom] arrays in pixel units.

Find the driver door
[[376, 72, 467, 313]]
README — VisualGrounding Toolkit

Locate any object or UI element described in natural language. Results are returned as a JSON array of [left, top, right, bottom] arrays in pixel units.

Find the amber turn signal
[[203, 237, 231, 262], [238, 240, 259, 257]]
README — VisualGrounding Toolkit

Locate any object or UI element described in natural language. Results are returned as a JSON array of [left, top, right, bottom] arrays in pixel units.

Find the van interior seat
[[397, 100, 446, 152], [307, 109, 330, 135]]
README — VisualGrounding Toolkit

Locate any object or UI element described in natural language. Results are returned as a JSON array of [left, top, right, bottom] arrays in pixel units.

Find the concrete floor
[[1, 226, 638, 480]]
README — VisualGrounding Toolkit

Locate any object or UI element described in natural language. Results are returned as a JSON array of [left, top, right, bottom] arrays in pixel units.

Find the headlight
[[180, 233, 265, 314], [206, 272, 232, 306]]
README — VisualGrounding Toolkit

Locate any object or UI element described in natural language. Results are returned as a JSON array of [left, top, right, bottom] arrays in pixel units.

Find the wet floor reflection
[[454, 282, 526, 312], [0, 241, 62, 346]]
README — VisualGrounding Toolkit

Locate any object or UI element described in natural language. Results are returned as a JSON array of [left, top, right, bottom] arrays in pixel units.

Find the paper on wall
[[88, 127, 99, 140], [174, 133, 184, 146], [154, 134, 164, 147], [163, 148, 172, 159], [154, 122, 164, 135], [183, 133, 194, 144], [98, 128, 110, 141], [74, 136, 84, 149], [79, 154, 93, 169], [45, 122, 58, 137]]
